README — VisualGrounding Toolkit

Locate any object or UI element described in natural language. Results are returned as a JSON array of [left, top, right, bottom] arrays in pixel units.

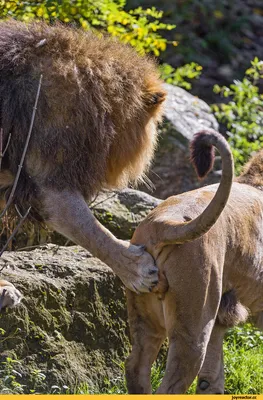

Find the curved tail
[[158, 129, 234, 246]]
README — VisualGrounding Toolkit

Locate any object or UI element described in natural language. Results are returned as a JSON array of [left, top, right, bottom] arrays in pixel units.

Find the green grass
[[76, 324, 263, 394], [224, 325, 263, 394]]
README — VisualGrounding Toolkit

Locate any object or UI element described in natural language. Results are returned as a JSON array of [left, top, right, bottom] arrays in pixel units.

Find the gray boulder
[[91, 189, 161, 240]]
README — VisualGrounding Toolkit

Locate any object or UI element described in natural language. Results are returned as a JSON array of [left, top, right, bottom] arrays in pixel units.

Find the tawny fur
[[125, 134, 263, 394], [0, 20, 166, 295], [236, 149, 263, 187]]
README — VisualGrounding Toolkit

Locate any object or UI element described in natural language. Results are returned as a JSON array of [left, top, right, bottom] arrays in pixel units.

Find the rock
[[91, 189, 161, 240], [0, 245, 129, 393], [139, 83, 221, 199], [163, 84, 218, 141]]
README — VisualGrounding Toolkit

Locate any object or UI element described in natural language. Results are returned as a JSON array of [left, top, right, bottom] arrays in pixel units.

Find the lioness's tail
[[159, 129, 234, 245]]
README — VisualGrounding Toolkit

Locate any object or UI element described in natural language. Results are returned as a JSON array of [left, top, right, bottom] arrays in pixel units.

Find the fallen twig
[[0, 206, 31, 262], [0, 128, 2, 171], [52, 239, 72, 255], [15, 243, 49, 252], [0, 74, 43, 218], [89, 191, 117, 210], [0, 130, 11, 171], [14, 204, 23, 218]]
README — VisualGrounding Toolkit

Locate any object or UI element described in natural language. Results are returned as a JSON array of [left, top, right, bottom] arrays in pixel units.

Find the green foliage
[[213, 58, 263, 173], [175, 0, 256, 64], [160, 62, 202, 90], [0, 357, 69, 394], [0, 357, 25, 394], [0, 1, 201, 88], [130, 0, 260, 70], [0, 0, 176, 56], [224, 324, 263, 394]]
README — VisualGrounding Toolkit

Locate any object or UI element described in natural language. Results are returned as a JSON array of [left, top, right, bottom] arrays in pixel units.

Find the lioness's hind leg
[[196, 323, 226, 394], [125, 290, 166, 394], [156, 261, 221, 394], [156, 330, 210, 393]]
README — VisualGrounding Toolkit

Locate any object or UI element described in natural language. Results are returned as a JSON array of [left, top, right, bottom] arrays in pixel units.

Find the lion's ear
[[151, 92, 166, 105], [145, 91, 166, 107]]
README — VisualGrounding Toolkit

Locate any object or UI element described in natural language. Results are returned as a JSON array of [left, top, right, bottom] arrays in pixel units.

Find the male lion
[[125, 129, 262, 394], [0, 20, 166, 293]]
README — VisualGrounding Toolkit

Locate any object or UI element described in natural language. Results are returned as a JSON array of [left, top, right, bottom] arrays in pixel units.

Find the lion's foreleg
[[40, 188, 158, 293]]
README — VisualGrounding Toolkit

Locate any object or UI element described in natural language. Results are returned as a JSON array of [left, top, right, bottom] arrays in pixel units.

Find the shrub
[[0, 0, 176, 56], [160, 62, 202, 90], [213, 58, 263, 173], [0, 0, 201, 89]]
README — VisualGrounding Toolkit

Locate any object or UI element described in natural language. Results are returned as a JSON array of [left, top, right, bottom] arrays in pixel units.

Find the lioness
[[125, 129, 262, 394]]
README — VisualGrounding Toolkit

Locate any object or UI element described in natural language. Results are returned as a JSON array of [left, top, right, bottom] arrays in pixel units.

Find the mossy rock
[[0, 245, 129, 393], [91, 189, 161, 240]]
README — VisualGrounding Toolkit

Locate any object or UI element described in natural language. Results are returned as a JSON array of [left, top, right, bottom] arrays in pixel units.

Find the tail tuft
[[190, 131, 215, 179]]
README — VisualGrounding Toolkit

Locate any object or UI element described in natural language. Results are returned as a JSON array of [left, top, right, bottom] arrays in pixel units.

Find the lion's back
[[0, 20, 160, 121]]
